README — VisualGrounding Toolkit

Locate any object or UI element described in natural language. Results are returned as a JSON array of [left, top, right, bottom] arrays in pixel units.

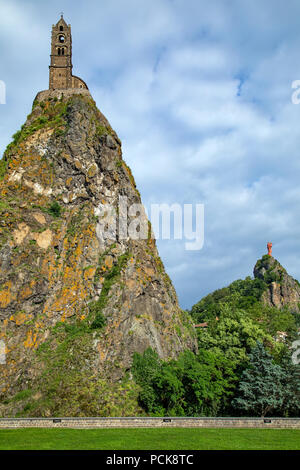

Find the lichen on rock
[[0, 91, 196, 416]]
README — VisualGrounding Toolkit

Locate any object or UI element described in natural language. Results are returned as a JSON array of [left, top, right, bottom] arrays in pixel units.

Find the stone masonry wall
[[0, 417, 299, 429]]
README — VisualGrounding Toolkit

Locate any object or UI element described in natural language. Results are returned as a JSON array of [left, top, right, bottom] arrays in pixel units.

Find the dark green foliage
[[196, 305, 281, 367], [47, 201, 62, 218], [292, 311, 300, 328], [249, 304, 298, 340], [132, 348, 236, 417], [264, 270, 281, 284], [190, 275, 298, 413], [190, 272, 298, 348], [255, 254, 273, 270], [89, 307, 106, 330], [189, 267, 300, 417], [175, 349, 237, 416], [131, 348, 166, 415], [255, 255, 286, 285], [277, 352, 300, 416], [63, 321, 90, 337], [232, 342, 300, 417], [132, 259, 299, 418], [190, 276, 266, 324]]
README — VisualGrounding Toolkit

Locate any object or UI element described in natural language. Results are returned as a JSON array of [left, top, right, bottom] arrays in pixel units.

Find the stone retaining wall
[[0, 417, 299, 429]]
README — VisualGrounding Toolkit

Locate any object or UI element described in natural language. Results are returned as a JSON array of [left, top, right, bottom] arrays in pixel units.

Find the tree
[[131, 348, 164, 414], [248, 304, 298, 340], [277, 352, 300, 416], [132, 347, 236, 417], [175, 349, 236, 416], [190, 276, 266, 324], [151, 363, 185, 415], [197, 305, 280, 368], [233, 342, 286, 417]]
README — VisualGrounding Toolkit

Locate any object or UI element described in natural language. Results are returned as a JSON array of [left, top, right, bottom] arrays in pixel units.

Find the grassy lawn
[[0, 428, 300, 450]]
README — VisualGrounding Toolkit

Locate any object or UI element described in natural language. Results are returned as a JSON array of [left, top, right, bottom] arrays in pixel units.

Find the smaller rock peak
[[253, 254, 285, 282], [253, 254, 300, 312]]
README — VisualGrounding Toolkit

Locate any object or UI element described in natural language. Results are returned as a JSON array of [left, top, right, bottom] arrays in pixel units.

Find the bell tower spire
[[49, 16, 72, 89], [49, 16, 88, 91]]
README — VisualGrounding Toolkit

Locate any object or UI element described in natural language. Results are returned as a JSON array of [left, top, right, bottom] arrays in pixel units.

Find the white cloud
[[1, 0, 300, 308]]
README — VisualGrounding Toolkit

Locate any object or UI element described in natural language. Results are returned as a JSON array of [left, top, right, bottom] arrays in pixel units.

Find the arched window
[[62, 48, 65, 56], [58, 48, 61, 56], [60, 26, 64, 31]]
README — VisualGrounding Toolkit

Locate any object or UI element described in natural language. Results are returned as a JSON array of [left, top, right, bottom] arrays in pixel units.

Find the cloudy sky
[[1, 0, 300, 309]]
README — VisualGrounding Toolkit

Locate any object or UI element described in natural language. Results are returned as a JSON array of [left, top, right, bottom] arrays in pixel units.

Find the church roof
[[55, 14, 69, 28]]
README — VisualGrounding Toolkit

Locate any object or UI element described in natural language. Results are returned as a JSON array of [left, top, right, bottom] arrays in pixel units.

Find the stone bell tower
[[49, 15, 88, 91]]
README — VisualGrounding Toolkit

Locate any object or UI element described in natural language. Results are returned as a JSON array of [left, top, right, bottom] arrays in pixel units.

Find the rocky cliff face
[[254, 255, 300, 313], [0, 90, 196, 416]]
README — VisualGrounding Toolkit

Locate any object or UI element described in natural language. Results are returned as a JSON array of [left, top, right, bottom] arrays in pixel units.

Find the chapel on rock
[[49, 15, 88, 91]]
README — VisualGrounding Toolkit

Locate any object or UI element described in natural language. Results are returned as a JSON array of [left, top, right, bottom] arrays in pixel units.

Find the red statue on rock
[[267, 242, 272, 256]]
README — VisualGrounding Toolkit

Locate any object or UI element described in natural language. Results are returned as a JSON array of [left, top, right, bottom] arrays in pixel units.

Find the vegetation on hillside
[[2, 320, 142, 418], [131, 268, 300, 418], [132, 348, 236, 417]]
